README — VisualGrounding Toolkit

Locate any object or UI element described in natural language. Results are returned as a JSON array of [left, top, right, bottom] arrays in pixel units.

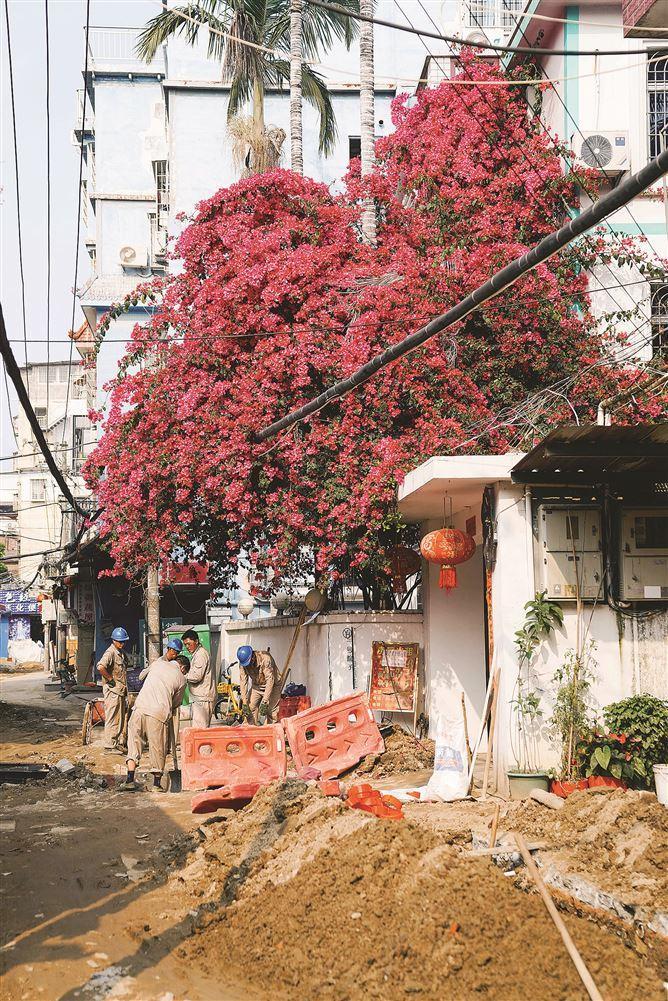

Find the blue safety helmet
[[167, 637, 183, 653], [237, 645, 254, 667], [111, 627, 129, 643]]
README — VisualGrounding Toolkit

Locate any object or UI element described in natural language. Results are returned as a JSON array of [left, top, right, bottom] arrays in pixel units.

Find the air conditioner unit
[[575, 131, 629, 173], [119, 244, 148, 268]]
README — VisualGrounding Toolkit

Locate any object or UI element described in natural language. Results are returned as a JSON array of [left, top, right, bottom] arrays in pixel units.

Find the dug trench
[[1, 694, 666, 1000]]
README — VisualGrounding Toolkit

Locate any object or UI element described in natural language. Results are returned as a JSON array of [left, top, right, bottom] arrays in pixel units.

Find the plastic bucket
[[507, 771, 550, 800], [653, 764, 668, 806]]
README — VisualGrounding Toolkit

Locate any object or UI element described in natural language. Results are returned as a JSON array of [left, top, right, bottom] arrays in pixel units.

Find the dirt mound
[[188, 812, 664, 1001], [507, 788, 668, 910], [356, 725, 435, 777]]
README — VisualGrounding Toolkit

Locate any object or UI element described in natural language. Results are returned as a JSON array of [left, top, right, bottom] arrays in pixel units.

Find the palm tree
[[290, 0, 303, 173], [136, 0, 359, 174], [359, 0, 375, 243]]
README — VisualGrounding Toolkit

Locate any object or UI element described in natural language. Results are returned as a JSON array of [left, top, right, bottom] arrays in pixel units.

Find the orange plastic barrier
[[282, 691, 384, 781], [347, 783, 404, 820], [180, 723, 286, 795], [191, 786, 259, 814]]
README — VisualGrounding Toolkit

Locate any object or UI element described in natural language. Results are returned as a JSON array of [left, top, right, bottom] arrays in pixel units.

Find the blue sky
[[1, 0, 159, 457]]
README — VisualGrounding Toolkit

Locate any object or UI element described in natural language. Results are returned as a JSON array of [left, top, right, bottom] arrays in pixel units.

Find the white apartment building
[[10, 358, 94, 584]]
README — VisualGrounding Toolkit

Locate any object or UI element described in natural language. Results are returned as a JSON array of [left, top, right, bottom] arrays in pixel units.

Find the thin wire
[[302, 0, 660, 57], [45, 0, 52, 421], [3, 0, 30, 397], [61, 0, 91, 446], [501, 0, 667, 274]]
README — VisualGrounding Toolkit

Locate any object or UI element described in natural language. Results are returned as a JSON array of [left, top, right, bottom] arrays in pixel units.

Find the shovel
[[166, 716, 181, 793]]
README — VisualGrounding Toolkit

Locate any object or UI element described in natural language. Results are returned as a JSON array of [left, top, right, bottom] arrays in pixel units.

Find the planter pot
[[587, 775, 627, 791], [551, 778, 589, 799], [507, 771, 550, 800], [653, 764, 668, 806]]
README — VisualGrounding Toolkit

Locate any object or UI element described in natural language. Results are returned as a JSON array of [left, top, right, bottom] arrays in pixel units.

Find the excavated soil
[[355, 725, 435, 777], [506, 788, 668, 911], [178, 780, 666, 1001]]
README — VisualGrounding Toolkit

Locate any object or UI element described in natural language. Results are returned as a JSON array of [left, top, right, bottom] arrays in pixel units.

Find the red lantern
[[420, 528, 476, 591], [389, 546, 422, 595]]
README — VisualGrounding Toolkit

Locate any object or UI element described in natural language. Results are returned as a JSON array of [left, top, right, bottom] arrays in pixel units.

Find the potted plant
[[575, 730, 647, 790], [508, 592, 563, 799], [602, 694, 668, 793], [549, 643, 596, 795]]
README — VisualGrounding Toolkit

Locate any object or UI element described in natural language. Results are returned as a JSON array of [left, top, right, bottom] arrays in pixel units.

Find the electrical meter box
[[537, 505, 603, 599], [620, 509, 668, 600]]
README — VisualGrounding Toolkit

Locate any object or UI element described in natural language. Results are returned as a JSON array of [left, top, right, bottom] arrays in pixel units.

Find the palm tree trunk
[[253, 74, 266, 135], [290, 0, 303, 174], [359, 0, 376, 244]]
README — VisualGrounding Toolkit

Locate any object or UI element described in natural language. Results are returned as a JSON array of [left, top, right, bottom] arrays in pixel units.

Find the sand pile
[[508, 788, 668, 910], [181, 781, 665, 1000], [356, 725, 435, 778]]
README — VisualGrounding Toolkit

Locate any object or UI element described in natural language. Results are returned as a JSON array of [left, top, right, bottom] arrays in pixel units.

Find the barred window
[[651, 284, 668, 357], [462, 0, 524, 29], [648, 51, 668, 160]]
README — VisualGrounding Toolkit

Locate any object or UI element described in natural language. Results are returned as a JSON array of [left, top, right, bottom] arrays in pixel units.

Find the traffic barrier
[[180, 723, 286, 794], [282, 691, 384, 781], [191, 785, 259, 814], [278, 695, 312, 720]]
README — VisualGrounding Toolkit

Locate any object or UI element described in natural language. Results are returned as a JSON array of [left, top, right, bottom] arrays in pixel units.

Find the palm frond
[[271, 58, 337, 156], [266, 0, 359, 59], [135, 3, 232, 63], [227, 72, 253, 121]]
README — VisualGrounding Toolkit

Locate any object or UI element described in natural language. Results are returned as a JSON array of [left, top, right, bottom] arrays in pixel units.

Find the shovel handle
[[169, 716, 178, 772]]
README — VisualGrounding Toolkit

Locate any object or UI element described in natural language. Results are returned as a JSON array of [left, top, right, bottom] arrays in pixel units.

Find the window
[[31, 479, 47, 503], [153, 159, 169, 227], [462, 0, 523, 29], [72, 416, 89, 473], [348, 136, 361, 163], [34, 407, 47, 429], [647, 51, 668, 160], [651, 283, 668, 357]]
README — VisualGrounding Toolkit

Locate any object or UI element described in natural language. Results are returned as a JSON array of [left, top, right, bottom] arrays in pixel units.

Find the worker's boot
[[118, 778, 138, 792], [150, 773, 166, 793]]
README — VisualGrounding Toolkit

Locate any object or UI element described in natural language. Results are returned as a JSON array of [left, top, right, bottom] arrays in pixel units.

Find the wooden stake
[[466, 665, 496, 795], [278, 605, 307, 689], [512, 832, 603, 1001], [489, 803, 500, 849], [461, 692, 472, 766], [481, 668, 500, 799]]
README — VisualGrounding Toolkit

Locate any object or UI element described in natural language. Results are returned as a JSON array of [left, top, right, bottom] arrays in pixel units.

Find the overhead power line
[[61, 0, 91, 446], [0, 304, 90, 518], [3, 0, 30, 397], [255, 146, 668, 442], [303, 0, 659, 57]]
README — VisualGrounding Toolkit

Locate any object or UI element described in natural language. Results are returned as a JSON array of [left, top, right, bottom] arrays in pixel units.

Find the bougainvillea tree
[[86, 57, 666, 606]]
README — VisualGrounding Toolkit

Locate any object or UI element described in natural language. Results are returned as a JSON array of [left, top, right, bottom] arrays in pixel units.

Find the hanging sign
[[0, 590, 40, 615], [369, 641, 419, 713]]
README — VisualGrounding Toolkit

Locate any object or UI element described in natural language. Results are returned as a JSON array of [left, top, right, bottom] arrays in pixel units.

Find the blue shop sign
[[0, 590, 40, 615]]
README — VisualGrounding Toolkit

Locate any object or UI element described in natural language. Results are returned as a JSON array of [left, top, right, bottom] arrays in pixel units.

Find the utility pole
[[146, 565, 161, 664], [290, 0, 304, 174]]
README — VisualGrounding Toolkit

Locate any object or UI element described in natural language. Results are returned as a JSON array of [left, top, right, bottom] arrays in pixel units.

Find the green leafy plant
[[551, 643, 596, 781], [511, 591, 563, 773], [576, 730, 646, 786], [603, 695, 668, 790]]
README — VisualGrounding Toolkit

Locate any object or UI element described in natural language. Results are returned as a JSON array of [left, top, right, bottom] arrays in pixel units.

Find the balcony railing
[[87, 27, 165, 73], [461, 0, 526, 30]]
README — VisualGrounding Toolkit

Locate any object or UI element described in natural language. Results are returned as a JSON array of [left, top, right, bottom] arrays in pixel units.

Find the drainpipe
[[524, 486, 535, 597]]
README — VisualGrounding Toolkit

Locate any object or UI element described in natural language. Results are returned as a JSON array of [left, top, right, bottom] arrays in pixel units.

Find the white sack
[[426, 715, 469, 802], [7, 638, 45, 665]]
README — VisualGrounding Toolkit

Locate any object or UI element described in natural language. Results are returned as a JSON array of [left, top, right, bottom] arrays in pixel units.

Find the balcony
[[460, 0, 525, 31], [87, 27, 165, 74]]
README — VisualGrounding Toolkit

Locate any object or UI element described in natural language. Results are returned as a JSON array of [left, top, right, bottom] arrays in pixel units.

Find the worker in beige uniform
[[182, 629, 216, 729], [237, 645, 281, 724], [119, 638, 187, 792], [97, 627, 130, 753]]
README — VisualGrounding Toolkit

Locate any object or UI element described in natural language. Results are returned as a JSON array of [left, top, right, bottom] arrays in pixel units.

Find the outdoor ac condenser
[[620, 509, 668, 600], [574, 132, 629, 173], [537, 505, 603, 600]]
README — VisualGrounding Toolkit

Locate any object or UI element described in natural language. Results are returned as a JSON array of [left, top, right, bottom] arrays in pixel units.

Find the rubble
[[355, 724, 435, 777]]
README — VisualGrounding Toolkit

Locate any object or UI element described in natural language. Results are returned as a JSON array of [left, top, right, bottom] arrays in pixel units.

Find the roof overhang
[[511, 424, 668, 486], [398, 454, 522, 522]]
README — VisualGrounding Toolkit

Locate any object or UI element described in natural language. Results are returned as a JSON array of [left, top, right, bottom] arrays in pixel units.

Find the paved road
[[0, 670, 68, 710]]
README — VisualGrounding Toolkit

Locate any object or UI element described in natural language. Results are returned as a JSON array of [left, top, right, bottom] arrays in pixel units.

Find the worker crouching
[[119, 639, 188, 792], [237, 645, 280, 724]]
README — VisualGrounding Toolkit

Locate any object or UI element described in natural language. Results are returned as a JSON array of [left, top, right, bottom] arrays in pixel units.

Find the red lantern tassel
[[439, 565, 457, 590]]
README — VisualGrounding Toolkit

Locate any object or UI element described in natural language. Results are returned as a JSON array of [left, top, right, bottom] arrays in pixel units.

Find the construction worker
[[97, 626, 130, 754], [182, 629, 216, 729], [119, 638, 187, 792], [237, 645, 281, 725]]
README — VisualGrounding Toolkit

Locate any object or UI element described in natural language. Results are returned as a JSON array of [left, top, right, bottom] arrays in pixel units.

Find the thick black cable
[[399, 0, 653, 350], [499, 0, 666, 276], [0, 304, 89, 518], [45, 0, 52, 419], [255, 146, 668, 441], [304, 0, 655, 57], [3, 0, 30, 397], [61, 0, 91, 446]]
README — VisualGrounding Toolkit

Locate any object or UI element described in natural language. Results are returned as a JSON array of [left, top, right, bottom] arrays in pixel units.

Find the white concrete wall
[[222, 611, 424, 719]]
